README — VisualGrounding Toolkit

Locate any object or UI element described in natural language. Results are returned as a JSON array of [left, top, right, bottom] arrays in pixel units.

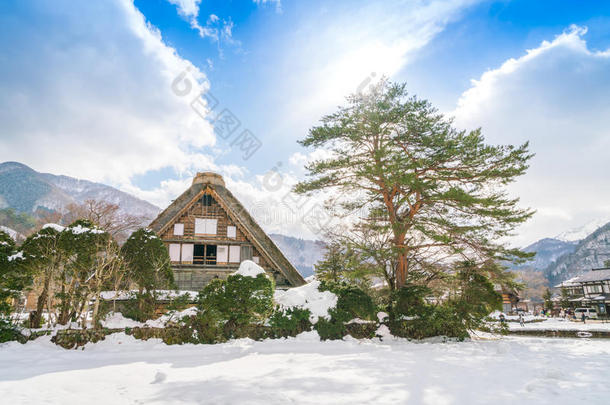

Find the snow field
[[508, 317, 610, 332], [1, 333, 610, 404]]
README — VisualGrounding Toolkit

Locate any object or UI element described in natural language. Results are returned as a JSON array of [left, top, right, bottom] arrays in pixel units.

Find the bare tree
[[61, 200, 148, 243]]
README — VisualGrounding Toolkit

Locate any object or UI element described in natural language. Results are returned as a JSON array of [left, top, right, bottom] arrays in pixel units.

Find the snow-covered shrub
[[273, 280, 337, 324], [315, 282, 379, 340], [320, 282, 377, 321], [273, 280, 378, 340], [197, 261, 274, 339]]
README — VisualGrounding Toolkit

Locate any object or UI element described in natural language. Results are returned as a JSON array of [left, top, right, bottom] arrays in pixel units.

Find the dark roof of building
[[149, 174, 306, 287], [573, 268, 610, 283]]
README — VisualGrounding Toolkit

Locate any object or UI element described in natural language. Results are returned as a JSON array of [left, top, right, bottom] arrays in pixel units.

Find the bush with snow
[[273, 280, 338, 324], [314, 282, 379, 340], [273, 280, 379, 340], [196, 261, 274, 339]]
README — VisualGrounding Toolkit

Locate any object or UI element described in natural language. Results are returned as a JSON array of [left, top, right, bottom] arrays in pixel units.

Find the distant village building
[[149, 172, 305, 290], [554, 267, 610, 316], [497, 286, 520, 313]]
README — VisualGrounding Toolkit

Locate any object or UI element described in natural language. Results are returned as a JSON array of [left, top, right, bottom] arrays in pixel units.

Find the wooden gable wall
[[159, 188, 271, 270]]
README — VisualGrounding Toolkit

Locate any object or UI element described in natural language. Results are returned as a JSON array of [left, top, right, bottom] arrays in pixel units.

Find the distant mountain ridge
[[0, 161, 160, 220], [512, 221, 610, 285], [513, 238, 578, 272], [545, 222, 610, 285], [269, 233, 326, 277], [554, 218, 610, 242]]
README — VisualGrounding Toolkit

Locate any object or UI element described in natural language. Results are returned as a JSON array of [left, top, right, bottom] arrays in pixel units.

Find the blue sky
[[1, 0, 609, 244], [130, 0, 610, 179]]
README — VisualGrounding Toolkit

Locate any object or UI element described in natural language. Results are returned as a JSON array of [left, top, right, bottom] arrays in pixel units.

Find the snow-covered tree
[[19, 225, 65, 327], [122, 228, 173, 293], [121, 228, 174, 320]]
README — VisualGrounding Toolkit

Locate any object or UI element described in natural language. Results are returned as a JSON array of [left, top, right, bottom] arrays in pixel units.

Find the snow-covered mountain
[[269, 233, 326, 277], [0, 161, 160, 220], [545, 222, 610, 285], [554, 218, 610, 242], [513, 238, 578, 272]]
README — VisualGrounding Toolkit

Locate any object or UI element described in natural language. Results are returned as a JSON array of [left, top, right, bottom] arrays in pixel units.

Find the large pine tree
[[295, 80, 534, 289]]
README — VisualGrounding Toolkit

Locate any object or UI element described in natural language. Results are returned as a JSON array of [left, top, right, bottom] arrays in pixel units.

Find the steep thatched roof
[[149, 173, 305, 287]]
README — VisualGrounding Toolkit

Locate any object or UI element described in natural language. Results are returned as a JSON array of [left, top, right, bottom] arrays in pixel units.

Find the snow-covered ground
[[508, 317, 610, 332], [489, 311, 546, 322], [2, 333, 610, 404]]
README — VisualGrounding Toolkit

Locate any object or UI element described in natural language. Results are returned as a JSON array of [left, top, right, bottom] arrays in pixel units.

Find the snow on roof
[[554, 276, 581, 288], [42, 223, 66, 232], [273, 280, 338, 324], [99, 290, 199, 301], [572, 268, 610, 283], [233, 260, 267, 278]]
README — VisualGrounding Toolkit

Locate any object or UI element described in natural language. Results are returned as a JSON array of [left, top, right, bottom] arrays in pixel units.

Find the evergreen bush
[[178, 311, 224, 344], [122, 292, 157, 322], [0, 230, 28, 342], [388, 284, 469, 340], [314, 281, 378, 340], [197, 273, 274, 339], [269, 307, 312, 338]]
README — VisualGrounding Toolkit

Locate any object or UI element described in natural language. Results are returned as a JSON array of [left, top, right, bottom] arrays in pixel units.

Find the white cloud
[[265, 0, 482, 144], [0, 0, 217, 195], [167, 0, 201, 18], [452, 26, 610, 246], [253, 0, 282, 13], [167, 0, 236, 48]]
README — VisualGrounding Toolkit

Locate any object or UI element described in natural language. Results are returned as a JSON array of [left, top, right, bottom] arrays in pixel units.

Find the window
[[252, 256, 260, 264], [217, 245, 228, 262], [229, 245, 241, 263], [193, 244, 217, 264], [193, 244, 205, 264], [206, 245, 217, 265], [241, 245, 253, 261], [169, 244, 181, 262], [201, 194, 213, 206], [227, 225, 236, 239], [195, 218, 217, 235], [173, 223, 184, 236], [181, 244, 194, 262], [586, 284, 602, 294], [195, 218, 204, 234]]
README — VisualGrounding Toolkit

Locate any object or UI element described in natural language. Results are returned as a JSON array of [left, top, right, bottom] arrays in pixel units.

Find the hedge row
[[16, 271, 501, 348]]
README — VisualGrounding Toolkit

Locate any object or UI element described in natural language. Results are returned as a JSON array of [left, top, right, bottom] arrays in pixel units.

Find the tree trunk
[[57, 279, 76, 325], [396, 254, 408, 289], [394, 233, 408, 289], [30, 274, 50, 328], [91, 292, 101, 330]]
